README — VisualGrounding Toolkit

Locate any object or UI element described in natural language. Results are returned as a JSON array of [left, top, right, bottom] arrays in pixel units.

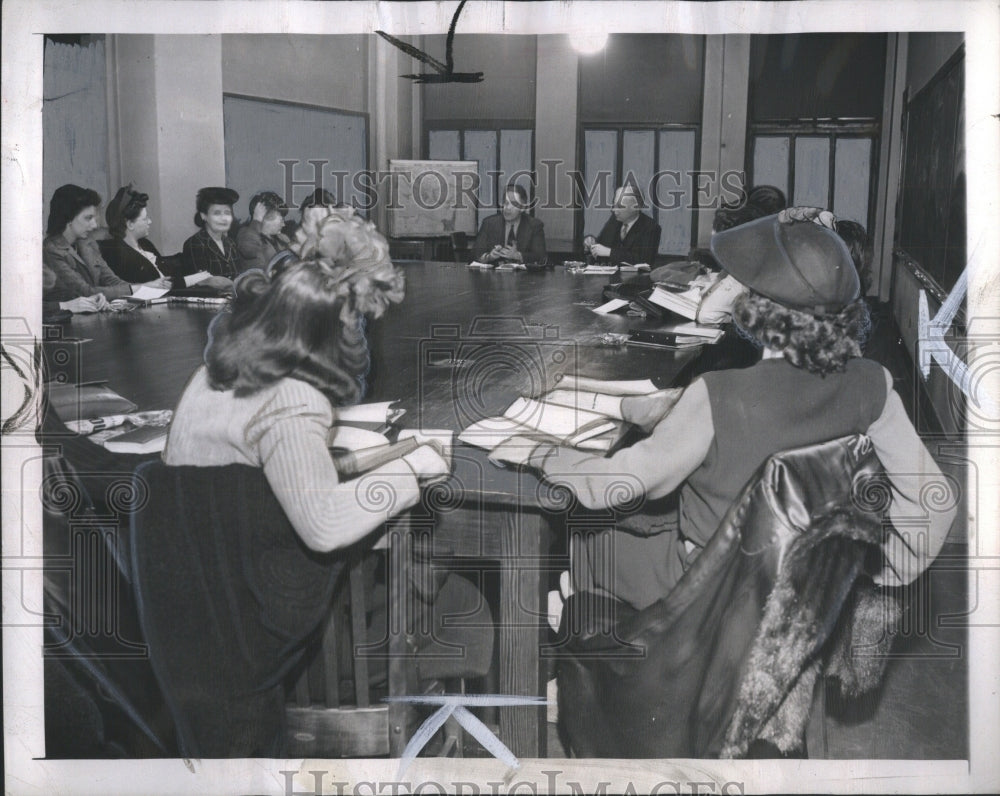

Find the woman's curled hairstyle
[[47, 184, 102, 236], [105, 184, 149, 238], [733, 292, 871, 376], [205, 209, 404, 406]]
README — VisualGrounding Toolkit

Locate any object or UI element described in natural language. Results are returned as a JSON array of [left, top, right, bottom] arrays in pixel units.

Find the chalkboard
[[386, 160, 479, 239], [223, 95, 367, 220], [897, 47, 965, 294]]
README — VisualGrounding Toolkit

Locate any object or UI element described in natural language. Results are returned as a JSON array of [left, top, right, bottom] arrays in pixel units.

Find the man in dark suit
[[473, 184, 547, 265], [585, 185, 661, 265]]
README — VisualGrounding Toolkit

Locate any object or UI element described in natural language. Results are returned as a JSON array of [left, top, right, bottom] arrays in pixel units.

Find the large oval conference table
[[42, 261, 740, 758]]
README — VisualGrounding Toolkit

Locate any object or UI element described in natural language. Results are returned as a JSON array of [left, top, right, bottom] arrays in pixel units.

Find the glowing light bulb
[[569, 32, 608, 55]]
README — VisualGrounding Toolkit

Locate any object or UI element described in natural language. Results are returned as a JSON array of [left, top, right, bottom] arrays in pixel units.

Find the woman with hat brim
[[491, 212, 956, 610], [179, 186, 243, 280], [99, 184, 170, 283]]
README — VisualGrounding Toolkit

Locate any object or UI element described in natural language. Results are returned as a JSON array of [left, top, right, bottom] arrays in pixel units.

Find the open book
[[458, 376, 661, 454]]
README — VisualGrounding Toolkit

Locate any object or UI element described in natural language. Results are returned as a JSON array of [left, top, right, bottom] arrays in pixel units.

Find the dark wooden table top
[[41, 261, 734, 759], [44, 262, 710, 507]]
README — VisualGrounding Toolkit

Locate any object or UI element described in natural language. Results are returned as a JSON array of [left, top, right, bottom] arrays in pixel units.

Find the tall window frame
[[747, 119, 881, 233], [425, 122, 535, 228], [577, 122, 702, 259]]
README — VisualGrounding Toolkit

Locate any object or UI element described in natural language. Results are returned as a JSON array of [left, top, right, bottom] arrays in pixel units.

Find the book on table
[[645, 272, 720, 320], [331, 401, 406, 437], [328, 401, 434, 479], [102, 424, 169, 454], [458, 375, 663, 454], [46, 382, 138, 424], [626, 323, 724, 349]]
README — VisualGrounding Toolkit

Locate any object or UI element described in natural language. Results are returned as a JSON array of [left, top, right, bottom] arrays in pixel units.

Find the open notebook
[[459, 376, 660, 454]]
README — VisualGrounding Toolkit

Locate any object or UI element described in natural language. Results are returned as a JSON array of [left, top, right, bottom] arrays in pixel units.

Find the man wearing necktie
[[473, 184, 547, 265], [585, 184, 662, 266]]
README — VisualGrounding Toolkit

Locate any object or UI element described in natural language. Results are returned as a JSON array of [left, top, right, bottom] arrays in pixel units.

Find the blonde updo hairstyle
[[206, 208, 405, 406]]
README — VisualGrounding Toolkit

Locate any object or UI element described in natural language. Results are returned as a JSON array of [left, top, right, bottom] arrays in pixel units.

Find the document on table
[[592, 298, 630, 314], [130, 285, 170, 301], [554, 374, 659, 395]]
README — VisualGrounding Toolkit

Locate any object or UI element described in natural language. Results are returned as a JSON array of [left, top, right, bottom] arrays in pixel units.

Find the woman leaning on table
[[491, 211, 956, 611], [164, 208, 444, 549], [155, 209, 458, 755], [43, 183, 169, 303]]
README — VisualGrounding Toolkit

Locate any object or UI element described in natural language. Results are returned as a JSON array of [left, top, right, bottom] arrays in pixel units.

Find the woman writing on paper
[[164, 208, 445, 551], [492, 212, 956, 611], [152, 209, 485, 757], [235, 190, 292, 273]]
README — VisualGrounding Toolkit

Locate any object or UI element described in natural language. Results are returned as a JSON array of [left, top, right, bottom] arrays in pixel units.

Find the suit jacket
[[43, 233, 133, 301], [473, 213, 547, 264], [98, 237, 164, 283], [594, 212, 661, 265], [235, 220, 291, 273], [180, 227, 243, 279]]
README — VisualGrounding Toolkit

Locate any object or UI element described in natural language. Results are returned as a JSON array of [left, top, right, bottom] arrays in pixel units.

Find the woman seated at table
[[157, 209, 462, 755], [43, 184, 169, 303], [179, 186, 243, 279], [492, 212, 955, 611], [266, 188, 340, 274], [42, 263, 109, 316], [98, 184, 168, 283], [235, 190, 291, 272]]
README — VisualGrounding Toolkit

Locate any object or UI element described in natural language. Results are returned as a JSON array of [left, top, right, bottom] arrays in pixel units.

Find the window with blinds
[[580, 126, 699, 257], [427, 127, 534, 229]]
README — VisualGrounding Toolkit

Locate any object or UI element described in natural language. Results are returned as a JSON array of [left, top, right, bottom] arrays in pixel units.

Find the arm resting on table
[[527, 379, 713, 509], [253, 406, 422, 553]]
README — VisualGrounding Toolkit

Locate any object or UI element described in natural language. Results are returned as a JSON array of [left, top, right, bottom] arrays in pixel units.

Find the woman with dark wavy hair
[[164, 208, 437, 551], [492, 212, 955, 610], [43, 184, 136, 302], [148, 212, 479, 757]]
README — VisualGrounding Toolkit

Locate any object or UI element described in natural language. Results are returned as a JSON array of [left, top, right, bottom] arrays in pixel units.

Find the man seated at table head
[[473, 183, 547, 265], [584, 184, 661, 266]]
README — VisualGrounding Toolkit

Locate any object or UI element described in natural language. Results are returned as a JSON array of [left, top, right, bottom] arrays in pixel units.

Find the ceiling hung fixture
[[570, 32, 609, 55]]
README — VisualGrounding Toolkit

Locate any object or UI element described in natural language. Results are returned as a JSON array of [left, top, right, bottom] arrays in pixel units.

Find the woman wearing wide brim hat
[[491, 211, 956, 610]]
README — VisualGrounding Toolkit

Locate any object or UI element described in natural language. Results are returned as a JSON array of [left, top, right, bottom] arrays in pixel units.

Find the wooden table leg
[[387, 514, 412, 758], [498, 509, 546, 758]]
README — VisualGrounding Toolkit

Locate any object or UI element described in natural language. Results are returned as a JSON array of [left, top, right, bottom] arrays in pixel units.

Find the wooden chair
[[554, 434, 899, 758], [131, 461, 487, 758], [286, 520, 493, 758], [450, 231, 471, 263], [285, 531, 414, 758]]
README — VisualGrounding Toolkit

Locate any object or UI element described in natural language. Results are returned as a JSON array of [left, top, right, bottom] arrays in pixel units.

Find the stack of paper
[[664, 322, 725, 343], [645, 273, 720, 320]]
